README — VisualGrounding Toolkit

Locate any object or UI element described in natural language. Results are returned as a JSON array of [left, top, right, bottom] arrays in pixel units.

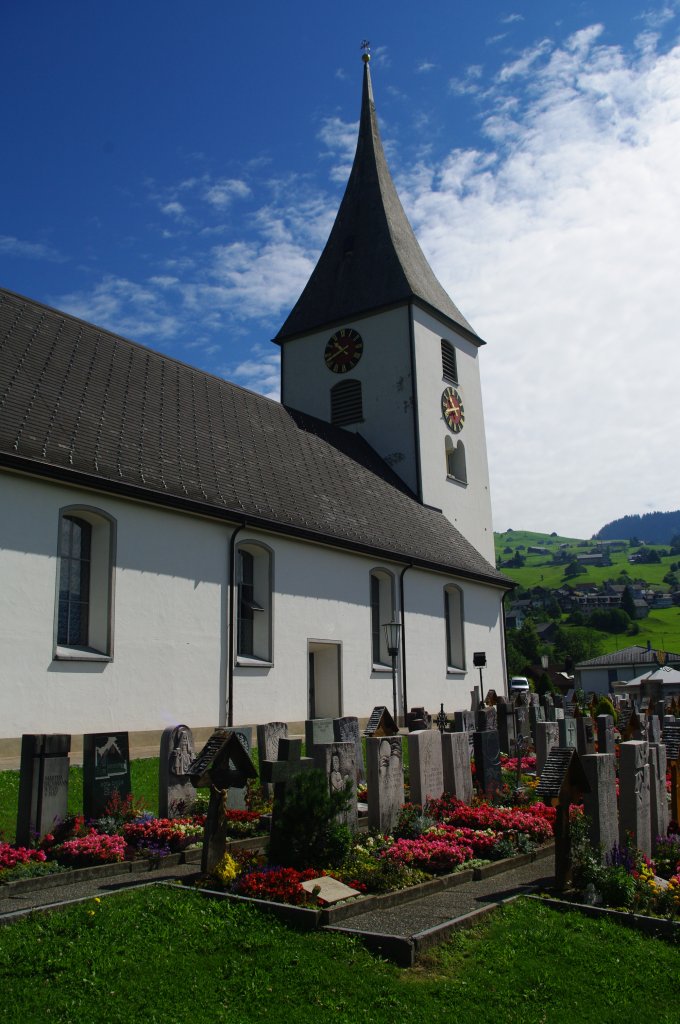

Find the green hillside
[[495, 528, 680, 657]]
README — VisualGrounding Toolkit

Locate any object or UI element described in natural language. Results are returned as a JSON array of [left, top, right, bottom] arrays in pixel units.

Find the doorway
[[307, 641, 342, 719]]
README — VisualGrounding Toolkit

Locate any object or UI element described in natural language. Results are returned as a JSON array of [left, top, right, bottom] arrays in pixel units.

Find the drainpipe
[[227, 523, 247, 727], [399, 564, 413, 722]]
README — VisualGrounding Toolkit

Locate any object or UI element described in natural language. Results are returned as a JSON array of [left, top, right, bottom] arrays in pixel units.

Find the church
[[0, 55, 512, 744]]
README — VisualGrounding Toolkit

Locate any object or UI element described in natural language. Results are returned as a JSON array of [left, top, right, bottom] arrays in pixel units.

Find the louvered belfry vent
[[442, 339, 458, 383], [331, 379, 363, 425]]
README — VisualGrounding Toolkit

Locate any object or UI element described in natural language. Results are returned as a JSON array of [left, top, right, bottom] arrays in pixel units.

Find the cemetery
[[1, 692, 679, 940]]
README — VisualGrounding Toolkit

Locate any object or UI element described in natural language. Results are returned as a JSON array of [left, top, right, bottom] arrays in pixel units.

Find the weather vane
[[361, 40, 371, 62]]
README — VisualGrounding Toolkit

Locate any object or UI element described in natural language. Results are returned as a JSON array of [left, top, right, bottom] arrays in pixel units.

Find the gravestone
[[16, 734, 71, 846], [648, 716, 662, 745], [483, 704, 497, 731], [649, 743, 670, 844], [314, 741, 358, 831], [305, 718, 335, 757], [666, 724, 680, 825], [366, 735, 404, 832], [187, 730, 258, 874], [256, 721, 288, 797], [333, 716, 365, 784], [407, 730, 444, 805], [364, 706, 399, 737], [558, 717, 578, 750], [581, 753, 619, 864], [619, 740, 651, 857], [473, 729, 502, 797], [528, 705, 545, 743], [300, 876, 362, 904], [453, 710, 475, 757], [596, 715, 615, 755], [159, 724, 196, 818], [514, 705, 530, 746], [576, 717, 596, 756], [260, 737, 316, 815], [535, 722, 559, 774], [655, 699, 667, 721], [83, 732, 131, 820], [553, 708, 564, 721], [470, 688, 480, 711], [496, 701, 517, 755], [475, 705, 492, 731], [537, 747, 590, 891], [441, 731, 474, 804], [406, 707, 431, 731], [528, 693, 539, 706]]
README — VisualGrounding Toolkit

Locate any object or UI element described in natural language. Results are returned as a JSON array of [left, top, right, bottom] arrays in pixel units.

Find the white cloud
[[402, 28, 680, 537], [227, 346, 281, 400], [55, 276, 182, 342], [160, 201, 186, 218], [0, 235, 64, 262], [203, 178, 251, 209], [417, 61, 437, 73]]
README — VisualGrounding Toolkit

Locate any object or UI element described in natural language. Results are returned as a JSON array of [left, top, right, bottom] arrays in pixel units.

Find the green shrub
[[267, 769, 352, 870], [598, 866, 636, 909], [594, 696, 618, 724]]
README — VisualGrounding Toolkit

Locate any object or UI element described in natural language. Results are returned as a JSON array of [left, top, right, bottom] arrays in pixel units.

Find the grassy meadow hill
[[495, 529, 680, 655]]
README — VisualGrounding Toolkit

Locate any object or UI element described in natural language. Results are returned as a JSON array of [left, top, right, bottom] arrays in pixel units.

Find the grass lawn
[[0, 887, 677, 1024]]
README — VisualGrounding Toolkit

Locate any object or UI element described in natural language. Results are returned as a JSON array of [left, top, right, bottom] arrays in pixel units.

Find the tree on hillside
[[564, 560, 586, 579], [553, 626, 604, 669], [621, 585, 637, 620], [587, 608, 631, 634]]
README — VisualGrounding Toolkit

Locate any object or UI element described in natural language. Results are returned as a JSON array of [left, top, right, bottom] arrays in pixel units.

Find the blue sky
[[3, 1, 680, 538]]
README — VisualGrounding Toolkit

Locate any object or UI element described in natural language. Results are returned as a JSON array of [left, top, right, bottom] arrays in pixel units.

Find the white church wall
[[0, 473, 227, 737], [281, 307, 420, 495], [412, 306, 495, 562]]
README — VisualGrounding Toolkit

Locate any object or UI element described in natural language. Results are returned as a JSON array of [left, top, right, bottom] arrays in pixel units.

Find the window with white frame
[[370, 568, 395, 667], [236, 542, 272, 663], [445, 436, 467, 483], [55, 507, 115, 659], [444, 584, 465, 670]]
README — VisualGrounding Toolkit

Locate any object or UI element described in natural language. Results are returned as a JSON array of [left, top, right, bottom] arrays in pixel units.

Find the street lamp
[[383, 620, 401, 723], [473, 651, 487, 704]]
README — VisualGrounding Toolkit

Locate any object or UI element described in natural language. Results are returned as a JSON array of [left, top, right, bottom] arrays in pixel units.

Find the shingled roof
[[275, 58, 481, 345], [0, 288, 507, 585], [576, 645, 680, 668]]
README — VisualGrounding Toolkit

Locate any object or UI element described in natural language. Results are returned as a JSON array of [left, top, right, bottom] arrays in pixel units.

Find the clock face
[[324, 328, 363, 373], [441, 386, 465, 433]]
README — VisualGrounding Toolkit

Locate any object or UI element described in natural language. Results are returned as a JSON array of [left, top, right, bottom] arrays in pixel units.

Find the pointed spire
[[276, 54, 481, 344]]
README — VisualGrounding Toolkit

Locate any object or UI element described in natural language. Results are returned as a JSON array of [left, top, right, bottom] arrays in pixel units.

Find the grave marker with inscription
[[535, 721, 559, 774], [305, 718, 334, 756], [408, 730, 444, 805], [83, 732, 131, 820], [333, 716, 365, 784], [619, 740, 652, 857], [473, 729, 502, 797], [16, 734, 71, 846], [596, 714, 615, 755], [581, 753, 619, 863], [366, 735, 404, 832], [441, 731, 473, 804], [314, 741, 358, 831]]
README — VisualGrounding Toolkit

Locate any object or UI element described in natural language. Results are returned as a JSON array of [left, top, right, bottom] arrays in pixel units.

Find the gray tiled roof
[[0, 288, 507, 585], [275, 61, 481, 345], [576, 645, 680, 668]]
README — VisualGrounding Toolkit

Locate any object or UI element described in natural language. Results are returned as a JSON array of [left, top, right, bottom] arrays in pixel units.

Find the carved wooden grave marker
[[537, 747, 590, 891], [187, 729, 258, 875], [364, 706, 399, 737]]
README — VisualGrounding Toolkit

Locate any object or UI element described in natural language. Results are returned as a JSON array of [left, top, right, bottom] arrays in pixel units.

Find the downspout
[[227, 523, 247, 727], [399, 564, 413, 722]]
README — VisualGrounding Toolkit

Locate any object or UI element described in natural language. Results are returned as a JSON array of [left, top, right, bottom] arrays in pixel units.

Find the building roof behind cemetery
[[0, 287, 507, 585], [576, 645, 680, 669]]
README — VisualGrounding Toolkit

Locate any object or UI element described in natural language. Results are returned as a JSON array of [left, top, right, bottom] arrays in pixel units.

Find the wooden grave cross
[[186, 729, 258, 875], [537, 747, 590, 892]]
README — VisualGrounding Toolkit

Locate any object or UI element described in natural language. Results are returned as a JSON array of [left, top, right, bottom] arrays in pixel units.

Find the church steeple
[[275, 54, 481, 344]]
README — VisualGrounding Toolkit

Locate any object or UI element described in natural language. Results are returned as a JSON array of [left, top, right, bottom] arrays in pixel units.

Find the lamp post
[[383, 620, 401, 724], [473, 651, 487, 704]]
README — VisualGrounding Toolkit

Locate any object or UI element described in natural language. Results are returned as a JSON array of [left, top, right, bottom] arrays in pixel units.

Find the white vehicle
[[509, 676, 530, 693]]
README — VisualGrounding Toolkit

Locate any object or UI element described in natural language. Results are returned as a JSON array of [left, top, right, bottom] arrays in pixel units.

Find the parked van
[[509, 676, 530, 694]]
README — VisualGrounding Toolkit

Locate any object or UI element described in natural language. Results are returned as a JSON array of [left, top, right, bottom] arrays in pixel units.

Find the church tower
[[277, 53, 495, 562]]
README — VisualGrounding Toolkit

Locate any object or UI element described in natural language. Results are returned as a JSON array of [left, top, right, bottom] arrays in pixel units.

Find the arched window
[[444, 584, 465, 671], [441, 339, 458, 384], [445, 436, 467, 483], [236, 542, 273, 663], [55, 507, 115, 658], [331, 379, 363, 426], [370, 569, 396, 667]]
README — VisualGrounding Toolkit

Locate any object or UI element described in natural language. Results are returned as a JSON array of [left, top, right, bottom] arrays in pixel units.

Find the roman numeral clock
[[441, 386, 465, 433], [324, 328, 364, 373]]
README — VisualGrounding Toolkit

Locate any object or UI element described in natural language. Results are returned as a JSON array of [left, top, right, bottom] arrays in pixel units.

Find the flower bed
[[123, 817, 204, 854], [0, 842, 47, 870], [425, 796, 555, 844], [52, 829, 127, 868]]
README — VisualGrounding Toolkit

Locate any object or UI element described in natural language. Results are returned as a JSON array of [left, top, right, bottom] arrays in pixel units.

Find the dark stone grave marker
[[83, 732, 131, 820], [159, 724, 196, 818], [16, 734, 71, 846]]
